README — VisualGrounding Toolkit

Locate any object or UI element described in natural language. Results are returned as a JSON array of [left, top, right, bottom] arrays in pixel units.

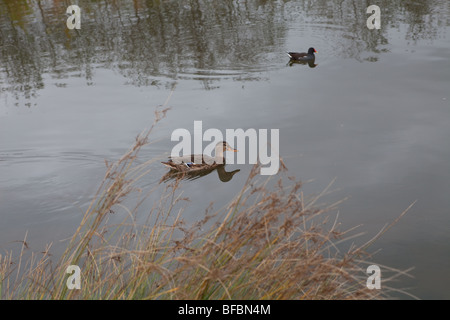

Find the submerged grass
[[0, 100, 414, 300]]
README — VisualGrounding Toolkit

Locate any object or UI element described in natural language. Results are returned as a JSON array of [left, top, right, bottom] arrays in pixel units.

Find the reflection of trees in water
[[0, 0, 448, 105], [0, 0, 290, 101], [309, 0, 448, 60], [401, 0, 449, 43], [316, 0, 390, 62]]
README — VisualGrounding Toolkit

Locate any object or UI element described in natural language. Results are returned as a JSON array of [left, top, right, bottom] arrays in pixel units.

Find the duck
[[161, 141, 237, 172], [287, 47, 317, 61]]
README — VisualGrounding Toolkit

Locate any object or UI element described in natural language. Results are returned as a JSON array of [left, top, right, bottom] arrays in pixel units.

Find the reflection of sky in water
[[0, 0, 449, 299]]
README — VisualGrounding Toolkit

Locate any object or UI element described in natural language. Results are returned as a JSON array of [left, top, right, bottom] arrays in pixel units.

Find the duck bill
[[227, 147, 238, 152]]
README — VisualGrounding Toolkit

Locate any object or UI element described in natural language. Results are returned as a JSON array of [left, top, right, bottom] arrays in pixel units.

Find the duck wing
[[166, 154, 216, 164], [287, 52, 308, 59]]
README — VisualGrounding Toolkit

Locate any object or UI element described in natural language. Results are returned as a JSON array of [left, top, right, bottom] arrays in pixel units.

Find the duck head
[[215, 141, 238, 161]]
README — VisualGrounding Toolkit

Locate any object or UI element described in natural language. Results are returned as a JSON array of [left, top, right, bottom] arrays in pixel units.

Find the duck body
[[287, 47, 317, 61], [161, 141, 237, 173], [160, 163, 240, 182], [161, 154, 220, 172]]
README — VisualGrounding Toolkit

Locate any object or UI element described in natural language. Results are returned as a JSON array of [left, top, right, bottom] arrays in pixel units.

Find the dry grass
[[0, 98, 414, 300]]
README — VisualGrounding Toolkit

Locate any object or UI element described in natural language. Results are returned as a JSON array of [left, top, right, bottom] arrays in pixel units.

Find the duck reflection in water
[[287, 59, 318, 68], [160, 141, 240, 183]]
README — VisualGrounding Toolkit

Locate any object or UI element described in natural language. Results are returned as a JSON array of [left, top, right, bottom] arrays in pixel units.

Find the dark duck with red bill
[[287, 47, 317, 61]]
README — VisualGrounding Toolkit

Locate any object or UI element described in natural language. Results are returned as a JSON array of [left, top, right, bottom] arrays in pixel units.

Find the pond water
[[1, 0, 449, 299]]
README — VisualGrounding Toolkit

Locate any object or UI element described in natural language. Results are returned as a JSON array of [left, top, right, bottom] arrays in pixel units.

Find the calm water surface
[[1, 0, 449, 299]]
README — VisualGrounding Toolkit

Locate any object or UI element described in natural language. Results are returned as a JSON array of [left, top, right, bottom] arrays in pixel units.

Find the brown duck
[[161, 141, 237, 172]]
